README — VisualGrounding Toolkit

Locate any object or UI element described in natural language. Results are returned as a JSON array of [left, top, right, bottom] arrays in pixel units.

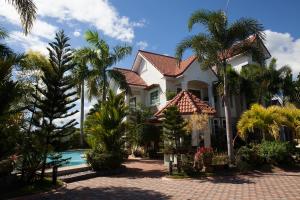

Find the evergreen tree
[[31, 31, 78, 179], [162, 106, 187, 151], [163, 106, 187, 172]]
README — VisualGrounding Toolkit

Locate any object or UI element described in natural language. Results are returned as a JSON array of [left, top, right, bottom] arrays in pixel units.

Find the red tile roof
[[155, 90, 216, 118], [139, 50, 197, 77], [114, 68, 147, 87]]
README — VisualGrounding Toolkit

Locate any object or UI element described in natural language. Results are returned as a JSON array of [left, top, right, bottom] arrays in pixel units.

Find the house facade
[[111, 36, 271, 148]]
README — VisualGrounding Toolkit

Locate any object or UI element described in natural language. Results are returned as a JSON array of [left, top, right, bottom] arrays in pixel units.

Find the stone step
[[60, 167, 126, 183]]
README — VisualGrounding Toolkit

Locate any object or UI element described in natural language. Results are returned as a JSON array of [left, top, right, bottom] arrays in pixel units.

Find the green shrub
[[181, 154, 198, 176], [0, 159, 13, 177], [257, 141, 293, 164], [212, 153, 229, 166], [236, 146, 257, 172], [86, 149, 123, 171]]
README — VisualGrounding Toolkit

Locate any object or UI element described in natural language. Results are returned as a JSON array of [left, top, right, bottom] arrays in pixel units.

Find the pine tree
[[31, 30, 78, 179], [162, 106, 187, 151], [162, 106, 187, 172]]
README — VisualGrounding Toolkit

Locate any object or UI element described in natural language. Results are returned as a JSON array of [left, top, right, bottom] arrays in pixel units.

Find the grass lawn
[[0, 177, 64, 199]]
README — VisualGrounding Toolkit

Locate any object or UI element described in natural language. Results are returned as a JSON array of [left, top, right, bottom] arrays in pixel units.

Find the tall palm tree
[[5, 0, 37, 35], [83, 30, 132, 101], [72, 30, 131, 146], [176, 9, 266, 163], [72, 49, 91, 146]]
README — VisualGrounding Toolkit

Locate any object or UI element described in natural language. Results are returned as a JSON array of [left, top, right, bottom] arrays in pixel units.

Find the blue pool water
[[47, 150, 87, 166]]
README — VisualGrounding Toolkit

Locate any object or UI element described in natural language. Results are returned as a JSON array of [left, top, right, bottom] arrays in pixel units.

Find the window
[[177, 88, 182, 94], [230, 95, 233, 108], [150, 90, 159, 105], [188, 89, 201, 99], [222, 119, 226, 128], [129, 97, 136, 108]]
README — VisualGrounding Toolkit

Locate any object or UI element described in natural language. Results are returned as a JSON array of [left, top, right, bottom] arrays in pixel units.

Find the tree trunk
[[40, 136, 49, 180], [80, 81, 84, 147], [102, 68, 107, 102], [223, 63, 234, 164]]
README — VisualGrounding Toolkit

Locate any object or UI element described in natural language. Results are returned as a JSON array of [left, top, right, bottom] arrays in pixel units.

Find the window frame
[[150, 90, 159, 106], [129, 97, 137, 108]]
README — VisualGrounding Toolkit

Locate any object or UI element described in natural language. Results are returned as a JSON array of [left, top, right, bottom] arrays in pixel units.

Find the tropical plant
[[81, 30, 132, 101], [85, 90, 127, 152], [277, 103, 300, 138], [176, 9, 266, 162], [5, 0, 37, 35], [85, 90, 127, 170], [30, 31, 78, 179], [0, 50, 24, 160], [240, 58, 293, 105], [0, 28, 14, 58], [237, 104, 286, 141]]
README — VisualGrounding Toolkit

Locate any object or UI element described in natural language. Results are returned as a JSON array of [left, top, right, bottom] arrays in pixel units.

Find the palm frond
[[107, 69, 129, 93], [6, 0, 37, 35], [84, 30, 109, 53], [227, 18, 265, 46], [111, 45, 132, 64]]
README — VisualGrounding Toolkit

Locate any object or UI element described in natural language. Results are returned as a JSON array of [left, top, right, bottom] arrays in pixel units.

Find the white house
[[111, 35, 271, 149]]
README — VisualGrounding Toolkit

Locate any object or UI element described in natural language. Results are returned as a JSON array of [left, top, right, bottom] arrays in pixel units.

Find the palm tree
[[85, 90, 128, 152], [241, 58, 292, 105], [176, 9, 266, 163], [5, 0, 37, 35], [83, 30, 131, 101], [0, 28, 14, 58], [72, 49, 91, 146]]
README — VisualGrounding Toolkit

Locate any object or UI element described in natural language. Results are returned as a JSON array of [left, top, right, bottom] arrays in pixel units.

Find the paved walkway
[[21, 158, 300, 200]]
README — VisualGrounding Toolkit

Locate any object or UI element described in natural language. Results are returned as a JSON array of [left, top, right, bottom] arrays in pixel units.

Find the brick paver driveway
[[22, 158, 300, 200]]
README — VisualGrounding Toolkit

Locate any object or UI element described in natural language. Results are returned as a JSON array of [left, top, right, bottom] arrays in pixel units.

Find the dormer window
[[129, 97, 136, 108], [150, 90, 159, 105]]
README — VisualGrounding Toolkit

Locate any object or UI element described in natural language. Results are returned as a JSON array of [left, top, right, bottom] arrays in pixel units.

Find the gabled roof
[[138, 50, 197, 77], [114, 68, 147, 87], [154, 90, 216, 118]]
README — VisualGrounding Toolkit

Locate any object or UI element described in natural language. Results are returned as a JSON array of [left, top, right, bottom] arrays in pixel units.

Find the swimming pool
[[47, 150, 87, 166]]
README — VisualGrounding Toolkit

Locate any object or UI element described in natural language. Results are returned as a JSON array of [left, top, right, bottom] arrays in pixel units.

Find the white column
[[204, 118, 212, 147], [181, 81, 188, 90], [208, 84, 215, 108]]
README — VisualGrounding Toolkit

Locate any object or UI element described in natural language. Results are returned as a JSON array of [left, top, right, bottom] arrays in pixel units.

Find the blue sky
[[1, 0, 300, 125]]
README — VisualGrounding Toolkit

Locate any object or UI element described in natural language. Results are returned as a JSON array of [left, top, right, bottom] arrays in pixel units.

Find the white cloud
[[73, 30, 81, 37], [136, 41, 148, 50], [265, 30, 300, 77], [0, 3, 57, 40], [132, 19, 146, 28], [31, 20, 57, 40], [31, 0, 142, 42], [8, 31, 49, 55]]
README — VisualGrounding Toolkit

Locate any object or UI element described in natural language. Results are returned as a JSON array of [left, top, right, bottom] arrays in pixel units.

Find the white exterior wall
[[228, 54, 253, 72], [138, 56, 167, 109]]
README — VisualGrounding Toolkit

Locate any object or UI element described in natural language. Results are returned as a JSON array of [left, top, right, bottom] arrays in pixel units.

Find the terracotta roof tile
[[139, 50, 197, 76], [155, 90, 216, 117], [114, 68, 147, 87]]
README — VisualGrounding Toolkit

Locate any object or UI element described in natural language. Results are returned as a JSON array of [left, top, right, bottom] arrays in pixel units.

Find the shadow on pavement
[[34, 186, 171, 200]]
